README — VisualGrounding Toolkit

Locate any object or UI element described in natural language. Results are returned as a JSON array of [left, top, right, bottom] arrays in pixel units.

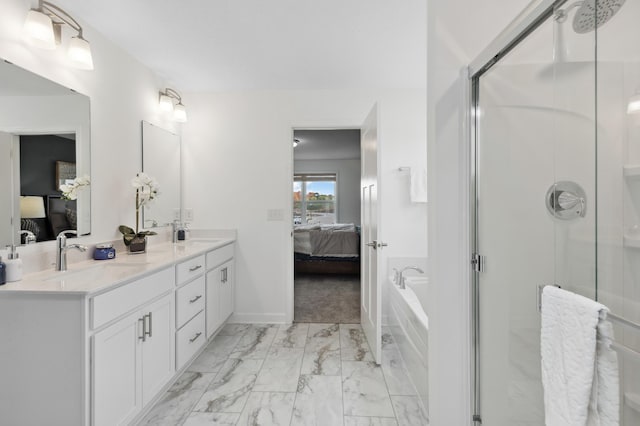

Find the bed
[[294, 223, 360, 274]]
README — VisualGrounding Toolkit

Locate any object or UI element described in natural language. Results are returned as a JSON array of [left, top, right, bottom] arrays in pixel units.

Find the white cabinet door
[[219, 260, 234, 323], [93, 310, 142, 426], [206, 266, 222, 338], [141, 293, 175, 406], [93, 292, 175, 426]]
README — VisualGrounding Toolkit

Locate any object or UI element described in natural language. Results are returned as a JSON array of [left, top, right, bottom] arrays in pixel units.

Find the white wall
[[0, 0, 177, 252], [182, 89, 427, 323], [294, 158, 361, 226], [426, 0, 532, 424]]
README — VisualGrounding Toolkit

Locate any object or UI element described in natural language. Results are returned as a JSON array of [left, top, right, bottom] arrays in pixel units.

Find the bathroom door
[[361, 103, 382, 363]]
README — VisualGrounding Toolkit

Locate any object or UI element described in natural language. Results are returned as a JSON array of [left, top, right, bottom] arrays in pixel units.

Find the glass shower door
[[473, 3, 597, 424]]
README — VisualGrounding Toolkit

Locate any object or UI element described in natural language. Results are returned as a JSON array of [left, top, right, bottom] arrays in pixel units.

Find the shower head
[[572, 0, 626, 33]]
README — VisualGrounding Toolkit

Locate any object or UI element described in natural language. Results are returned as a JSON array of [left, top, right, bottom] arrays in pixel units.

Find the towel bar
[[537, 284, 561, 313], [611, 341, 640, 359], [608, 312, 640, 332]]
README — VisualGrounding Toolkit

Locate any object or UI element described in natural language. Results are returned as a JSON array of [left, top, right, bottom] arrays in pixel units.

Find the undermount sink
[[177, 238, 222, 245], [44, 262, 146, 282]]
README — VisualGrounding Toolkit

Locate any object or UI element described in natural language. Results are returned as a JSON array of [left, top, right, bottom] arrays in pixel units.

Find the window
[[293, 173, 337, 225]]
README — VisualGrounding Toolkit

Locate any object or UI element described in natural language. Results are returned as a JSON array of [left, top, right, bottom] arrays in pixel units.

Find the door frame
[[285, 125, 366, 324]]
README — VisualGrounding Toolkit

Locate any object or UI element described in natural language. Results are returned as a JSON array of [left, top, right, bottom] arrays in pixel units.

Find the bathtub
[[388, 275, 429, 417]]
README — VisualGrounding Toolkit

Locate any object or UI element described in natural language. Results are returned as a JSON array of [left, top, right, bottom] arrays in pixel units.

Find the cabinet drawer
[[206, 243, 234, 270], [176, 311, 206, 370], [91, 267, 174, 330], [176, 254, 206, 285], [176, 275, 205, 328]]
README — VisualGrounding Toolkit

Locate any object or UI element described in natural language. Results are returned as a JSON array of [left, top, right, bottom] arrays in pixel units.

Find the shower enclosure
[[469, 0, 640, 424]]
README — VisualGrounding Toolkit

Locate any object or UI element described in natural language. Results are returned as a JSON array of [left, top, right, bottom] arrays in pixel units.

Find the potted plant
[[119, 172, 159, 253]]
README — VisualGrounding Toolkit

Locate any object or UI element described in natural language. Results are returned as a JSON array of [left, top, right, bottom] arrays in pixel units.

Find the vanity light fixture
[[158, 88, 188, 122], [293, 138, 300, 148], [628, 91, 640, 114], [23, 0, 94, 70]]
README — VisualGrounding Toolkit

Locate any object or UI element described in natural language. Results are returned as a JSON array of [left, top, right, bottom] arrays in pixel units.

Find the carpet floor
[[294, 273, 361, 323]]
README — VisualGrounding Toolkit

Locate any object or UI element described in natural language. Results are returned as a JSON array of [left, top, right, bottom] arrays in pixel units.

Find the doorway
[[292, 129, 362, 323]]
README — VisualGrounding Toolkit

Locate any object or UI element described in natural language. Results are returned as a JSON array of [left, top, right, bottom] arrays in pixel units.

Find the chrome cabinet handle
[[221, 267, 228, 283], [144, 312, 152, 338], [189, 265, 202, 272], [138, 317, 146, 342], [189, 295, 202, 303], [189, 332, 202, 343]]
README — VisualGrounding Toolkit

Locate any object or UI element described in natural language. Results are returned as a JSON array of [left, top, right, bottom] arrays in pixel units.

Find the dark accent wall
[[20, 135, 76, 196]]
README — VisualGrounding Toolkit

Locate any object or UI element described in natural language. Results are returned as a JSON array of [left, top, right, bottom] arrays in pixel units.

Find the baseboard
[[229, 312, 288, 324]]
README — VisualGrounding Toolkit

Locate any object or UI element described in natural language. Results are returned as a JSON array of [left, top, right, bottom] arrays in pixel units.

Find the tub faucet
[[398, 266, 424, 289], [55, 230, 88, 272]]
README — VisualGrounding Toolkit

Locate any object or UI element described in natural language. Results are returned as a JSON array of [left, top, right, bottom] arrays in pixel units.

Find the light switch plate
[[267, 209, 284, 221], [173, 208, 181, 221], [184, 208, 194, 222]]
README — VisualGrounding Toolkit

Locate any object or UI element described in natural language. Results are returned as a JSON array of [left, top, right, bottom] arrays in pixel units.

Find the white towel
[[410, 168, 427, 203], [541, 286, 619, 426]]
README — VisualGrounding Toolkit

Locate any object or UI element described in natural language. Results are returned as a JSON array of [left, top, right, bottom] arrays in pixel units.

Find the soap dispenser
[[5, 245, 23, 282], [0, 255, 5, 285]]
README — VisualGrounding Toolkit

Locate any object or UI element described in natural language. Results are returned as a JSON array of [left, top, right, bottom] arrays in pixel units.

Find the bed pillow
[[294, 224, 321, 232], [320, 223, 355, 232]]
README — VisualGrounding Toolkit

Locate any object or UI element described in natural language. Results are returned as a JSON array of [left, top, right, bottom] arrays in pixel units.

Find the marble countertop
[[0, 238, 234, 296]]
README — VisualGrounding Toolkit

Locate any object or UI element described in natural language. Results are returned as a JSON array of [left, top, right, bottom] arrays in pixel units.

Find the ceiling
[[53, 0, 427, 92], [293, 129, 360, 161]]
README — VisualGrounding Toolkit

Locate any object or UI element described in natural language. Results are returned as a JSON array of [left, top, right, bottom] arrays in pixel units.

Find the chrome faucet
[[171, 220, 179, 243], [398, 266, 424, 289], [56, 230, 88, 271], [20, 230, 36, 245]]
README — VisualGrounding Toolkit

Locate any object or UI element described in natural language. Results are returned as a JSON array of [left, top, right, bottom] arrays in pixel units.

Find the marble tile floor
[[294, 274, 361, 323], [139, 322, 428, 426]]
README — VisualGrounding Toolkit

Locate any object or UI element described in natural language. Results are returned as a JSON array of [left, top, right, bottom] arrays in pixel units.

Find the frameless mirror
[[142, 121, 180, 227], [0, 59, 91, 247]]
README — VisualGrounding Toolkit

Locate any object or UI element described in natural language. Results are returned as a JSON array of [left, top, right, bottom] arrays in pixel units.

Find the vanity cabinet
[[175, 260, 207, 370], [205, 243, 235, 338], [0, 237, 236, 426], [93, 292, 174, 426], [218, 259, 235, 325], [92, 272, 175, 426]]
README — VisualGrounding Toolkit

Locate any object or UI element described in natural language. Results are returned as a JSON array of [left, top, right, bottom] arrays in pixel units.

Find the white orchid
[[131, 172, 160, 208], [119, 172, 160, 244], [60, 175, 91, 200]]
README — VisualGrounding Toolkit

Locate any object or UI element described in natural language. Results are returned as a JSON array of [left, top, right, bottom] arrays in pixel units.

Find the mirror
[[0, 59, 91, 247], [142, 121, 180, 227]]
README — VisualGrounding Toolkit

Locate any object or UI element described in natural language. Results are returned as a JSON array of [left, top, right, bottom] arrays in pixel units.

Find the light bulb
[[173, 103, 187, 122], [159, 94, 174, 113], [68, 36, 94, 70], [24, 9, 55, 50]]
